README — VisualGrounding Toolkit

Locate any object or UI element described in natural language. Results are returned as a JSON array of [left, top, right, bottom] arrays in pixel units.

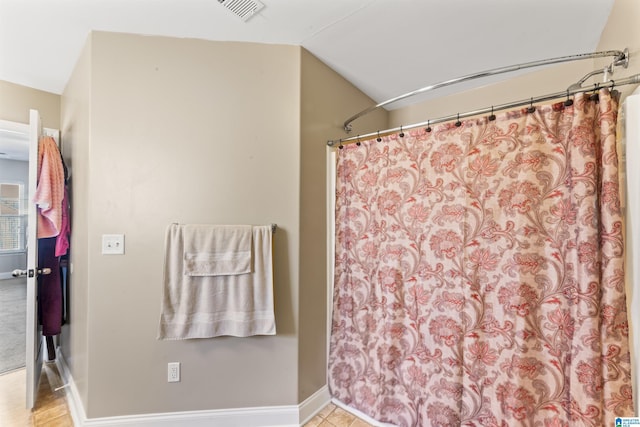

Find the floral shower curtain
[[328, 89, 633, 426]]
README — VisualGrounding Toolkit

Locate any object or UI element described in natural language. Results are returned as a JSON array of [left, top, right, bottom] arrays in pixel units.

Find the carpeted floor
[[0, 278, 26, 374]]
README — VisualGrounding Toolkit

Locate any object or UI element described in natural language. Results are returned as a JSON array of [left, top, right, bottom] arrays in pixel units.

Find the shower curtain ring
[[455, 113, 461, 127], [399, 126, 405, 137], [338, 142, 344, 149], [564, 89, 574, 107], [488, 106, 496, 121], [425, 120, 432, 133], [609, 79, 616, 90], [356, 135, 361, 146], [377, 131, 382, 142], [590, 83, 600, 102], [527, 98, 536, 114]]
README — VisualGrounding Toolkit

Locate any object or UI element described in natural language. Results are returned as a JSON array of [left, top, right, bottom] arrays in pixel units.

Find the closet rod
[[327, 73, 640, 147], [342, 49, 629, 133]]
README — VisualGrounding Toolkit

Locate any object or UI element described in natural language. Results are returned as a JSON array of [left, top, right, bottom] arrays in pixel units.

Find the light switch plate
[[102, 234, 125, 255]]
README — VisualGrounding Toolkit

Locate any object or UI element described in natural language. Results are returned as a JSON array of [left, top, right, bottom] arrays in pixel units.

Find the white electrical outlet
[[168, 362, 180, 383]]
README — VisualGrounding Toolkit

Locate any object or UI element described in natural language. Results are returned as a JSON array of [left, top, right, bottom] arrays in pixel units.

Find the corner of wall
[[59, 30, 93, 414], [298, 48, 387, 403]]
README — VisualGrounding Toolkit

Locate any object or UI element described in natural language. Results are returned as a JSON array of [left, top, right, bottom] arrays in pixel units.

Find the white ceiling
[[0, 0, 616, 160]]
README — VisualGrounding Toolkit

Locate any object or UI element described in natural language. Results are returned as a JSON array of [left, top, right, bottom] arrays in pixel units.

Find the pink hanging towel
[[33, 136, 65, 238], [55, 186, 70, 257]]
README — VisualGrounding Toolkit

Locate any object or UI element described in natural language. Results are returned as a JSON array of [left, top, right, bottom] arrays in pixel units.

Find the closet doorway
[[0, 114, 60, 409], [0, 119, 30, 379]]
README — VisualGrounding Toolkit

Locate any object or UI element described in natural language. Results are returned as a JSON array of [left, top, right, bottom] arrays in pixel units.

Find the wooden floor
[[0, 363, 73, 426]]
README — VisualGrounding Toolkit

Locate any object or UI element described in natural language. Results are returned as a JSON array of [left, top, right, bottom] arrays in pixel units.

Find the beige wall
[[62, 32, 302, 418], [389, 0, 640, 129], [298, 49, 387, 401], [0, 80, 60, 129], [0, 32, 393, 421], [57, 30, 388, 418], [60, 34, 92, 412]]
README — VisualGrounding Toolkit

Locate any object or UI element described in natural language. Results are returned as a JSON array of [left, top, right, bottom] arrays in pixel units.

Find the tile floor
[[304, 403, 375, 427]]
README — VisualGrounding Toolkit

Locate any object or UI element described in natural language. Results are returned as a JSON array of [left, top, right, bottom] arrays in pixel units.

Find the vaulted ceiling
[[0, 0, 615, 110]]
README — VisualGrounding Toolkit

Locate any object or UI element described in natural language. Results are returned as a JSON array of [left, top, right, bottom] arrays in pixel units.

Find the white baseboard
[[299, 386, 331, 425], [78, 407, 300, 427], [55, 350, 330, 427], [54, 350, 87, 426]]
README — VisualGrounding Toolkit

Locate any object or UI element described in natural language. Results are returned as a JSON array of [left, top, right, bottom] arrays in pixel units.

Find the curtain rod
[[327, 73, 640, 147], [341, 49, 629, 134]]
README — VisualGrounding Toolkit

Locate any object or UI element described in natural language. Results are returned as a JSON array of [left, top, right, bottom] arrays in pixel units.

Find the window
[[0, 183, 26, 253]]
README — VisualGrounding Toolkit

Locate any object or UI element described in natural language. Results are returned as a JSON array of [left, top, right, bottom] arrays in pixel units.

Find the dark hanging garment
[[37, 237, 62, 336]]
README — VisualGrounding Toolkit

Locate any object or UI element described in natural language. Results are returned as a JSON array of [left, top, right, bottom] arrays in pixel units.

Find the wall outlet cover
[[102, 234, 125, 255]]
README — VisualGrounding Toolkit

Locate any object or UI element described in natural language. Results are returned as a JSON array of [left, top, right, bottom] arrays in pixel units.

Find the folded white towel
[[158, 224, 276, 339], [182, 224, 252, 276]]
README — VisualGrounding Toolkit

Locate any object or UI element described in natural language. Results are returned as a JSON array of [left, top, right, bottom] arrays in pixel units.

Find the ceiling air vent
[[217, 0, 265, 22]]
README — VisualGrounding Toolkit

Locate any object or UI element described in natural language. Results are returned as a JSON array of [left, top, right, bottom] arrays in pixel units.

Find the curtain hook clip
[[338, 141, 344, 149], [564, 89, 573, 107], [455, 113, 461, 127], [399, 126, 405, 138], [356, 135, 361, 146], [376, 131, 382, 142], [527, 98, 536, 114], [609, 79, 616, 91], [590, 83, 600, 102], [488, 106, 496, 121], [425, 120, 432, 133]]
